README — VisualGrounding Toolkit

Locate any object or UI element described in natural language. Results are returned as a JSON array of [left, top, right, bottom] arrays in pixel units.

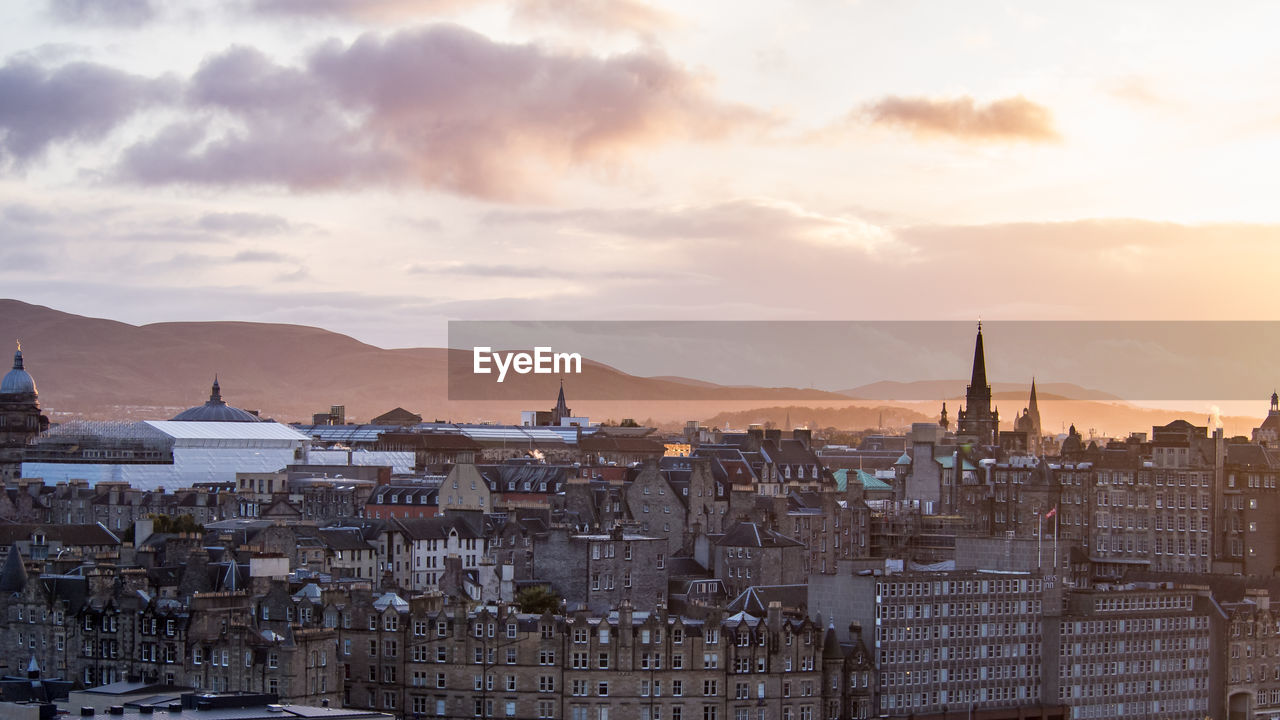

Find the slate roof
[[714, 521, 805, 549], [318, 527, 375, 551], [1227, 443, 1275, 468], [393, 513, 486, 540], [725, 584, 809, 616], [0, 545, 27, 593], [0, 523, 120, 547]]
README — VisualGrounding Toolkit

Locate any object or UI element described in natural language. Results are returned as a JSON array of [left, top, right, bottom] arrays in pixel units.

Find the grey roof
[[373, 592, 410, 613], [0, 523, 120, 547], [0, 345, 35, 396], [714, 521, 805, 549], [393, 514, 486, 540], [725, 584, 809, 615], [0, 545, 27, 593], [171, 378, 263, 422]]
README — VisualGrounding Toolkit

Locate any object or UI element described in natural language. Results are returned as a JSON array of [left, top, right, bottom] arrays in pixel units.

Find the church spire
[[970, 322, 987, 391], [1028, 377, 1039, 415], [552, 378, 571, 424], [209, 376, 225, 406]]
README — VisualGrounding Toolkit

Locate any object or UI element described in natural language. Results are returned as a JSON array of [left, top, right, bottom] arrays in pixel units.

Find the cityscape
[[0, 319, 1275, 720], [5, 1, 1280, 719]]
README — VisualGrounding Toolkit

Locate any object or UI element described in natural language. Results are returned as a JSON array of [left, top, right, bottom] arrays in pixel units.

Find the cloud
[[512, 0, 677, 35], [249, 0, 676, 34], [487, 198, 891, 252], [48, 0, 155, 26], [0, 60, 176, 163], [409, 263, 575, 279], [248, 0, 476, 21], [863, 94, 1058, 142], [116, 25, 761, 199], [231, 250, 291, 263], [2, 203, 56, 225], [197, 212, 293, 236]]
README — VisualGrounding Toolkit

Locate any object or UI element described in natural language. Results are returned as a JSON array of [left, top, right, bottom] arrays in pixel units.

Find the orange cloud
[[865, 94, 1058, 142]]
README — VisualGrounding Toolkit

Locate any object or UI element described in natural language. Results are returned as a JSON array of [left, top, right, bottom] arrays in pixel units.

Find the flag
[[1044, 506, 1057, 519]]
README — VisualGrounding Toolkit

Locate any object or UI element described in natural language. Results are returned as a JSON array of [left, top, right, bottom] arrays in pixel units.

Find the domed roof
[[171, 378, 262, 422], [0, 342, 36, 396]]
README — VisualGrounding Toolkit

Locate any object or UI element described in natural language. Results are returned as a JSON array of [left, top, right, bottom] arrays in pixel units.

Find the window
[[704, 680, 718, 696]]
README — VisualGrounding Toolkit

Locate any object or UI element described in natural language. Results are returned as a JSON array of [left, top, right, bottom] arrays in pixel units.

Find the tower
[[956, 323, 999, 445], [551, 379, 572, 425], [0, 342, 49, 482], [1014, 378, 1043, 455]]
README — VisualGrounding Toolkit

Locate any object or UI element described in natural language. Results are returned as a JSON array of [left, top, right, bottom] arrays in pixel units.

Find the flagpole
[[1037, 511, 1043, 572], [1053, 508, 1059, 575]]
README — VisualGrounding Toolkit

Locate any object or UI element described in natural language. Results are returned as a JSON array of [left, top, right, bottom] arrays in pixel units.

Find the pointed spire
[[209, 376, 225, 405], [0, 545, 28, 593], [970, 322, 988, 391], [1028, 377, 1039, 414], [552, 378, 570, 422]]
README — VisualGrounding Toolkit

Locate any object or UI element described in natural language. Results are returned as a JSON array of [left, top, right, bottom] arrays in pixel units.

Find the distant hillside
[[702, 405, 932, 432], [1, 299, 1263, 434], [0, 300, 852, 424], [700, 400, 1261, 441]]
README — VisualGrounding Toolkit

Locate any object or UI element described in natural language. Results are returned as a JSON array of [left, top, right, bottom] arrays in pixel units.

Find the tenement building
[[1048, 584, 1223, 720]]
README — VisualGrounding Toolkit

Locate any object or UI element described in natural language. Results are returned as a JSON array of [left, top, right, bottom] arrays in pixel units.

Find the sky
[[4, 1, 1280, 351]]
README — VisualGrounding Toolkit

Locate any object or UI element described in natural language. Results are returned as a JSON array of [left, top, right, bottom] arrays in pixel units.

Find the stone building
[[0, 344, 47, 483], [1223, 589, 1280, 720], [1050, 585, 1224, 720], [533, 527, 669, 613], [712, 522, 805, 598]]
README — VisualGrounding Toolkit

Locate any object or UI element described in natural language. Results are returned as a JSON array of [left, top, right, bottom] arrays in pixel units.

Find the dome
[[171, 378, 262, 422], [0, 343, 36, 396]]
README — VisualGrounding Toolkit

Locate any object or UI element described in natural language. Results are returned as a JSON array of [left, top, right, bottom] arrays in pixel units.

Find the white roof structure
[[308, 449, 414, 474], [144, 420, 309, 444], [24, 421, 310, 491]]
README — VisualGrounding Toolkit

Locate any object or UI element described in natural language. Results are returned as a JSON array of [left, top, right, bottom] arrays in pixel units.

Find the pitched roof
[[715, 521, 804, 549], [394, 513, 486, 540], [725, 584, 809, 616], [0, 523, 120, 547], [0, 545, 27, 593]]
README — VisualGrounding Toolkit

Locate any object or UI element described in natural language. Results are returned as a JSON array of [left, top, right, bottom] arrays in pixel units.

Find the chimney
[[792, 428, 812, 450], [618, 599, 633, 640], [767, 600, 782, 636]]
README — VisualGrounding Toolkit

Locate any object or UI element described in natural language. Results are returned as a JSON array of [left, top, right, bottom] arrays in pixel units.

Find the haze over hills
[[0, 299, 1263, 436], [0, 300, 851, 424], [841, 380, 1123, 402]]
